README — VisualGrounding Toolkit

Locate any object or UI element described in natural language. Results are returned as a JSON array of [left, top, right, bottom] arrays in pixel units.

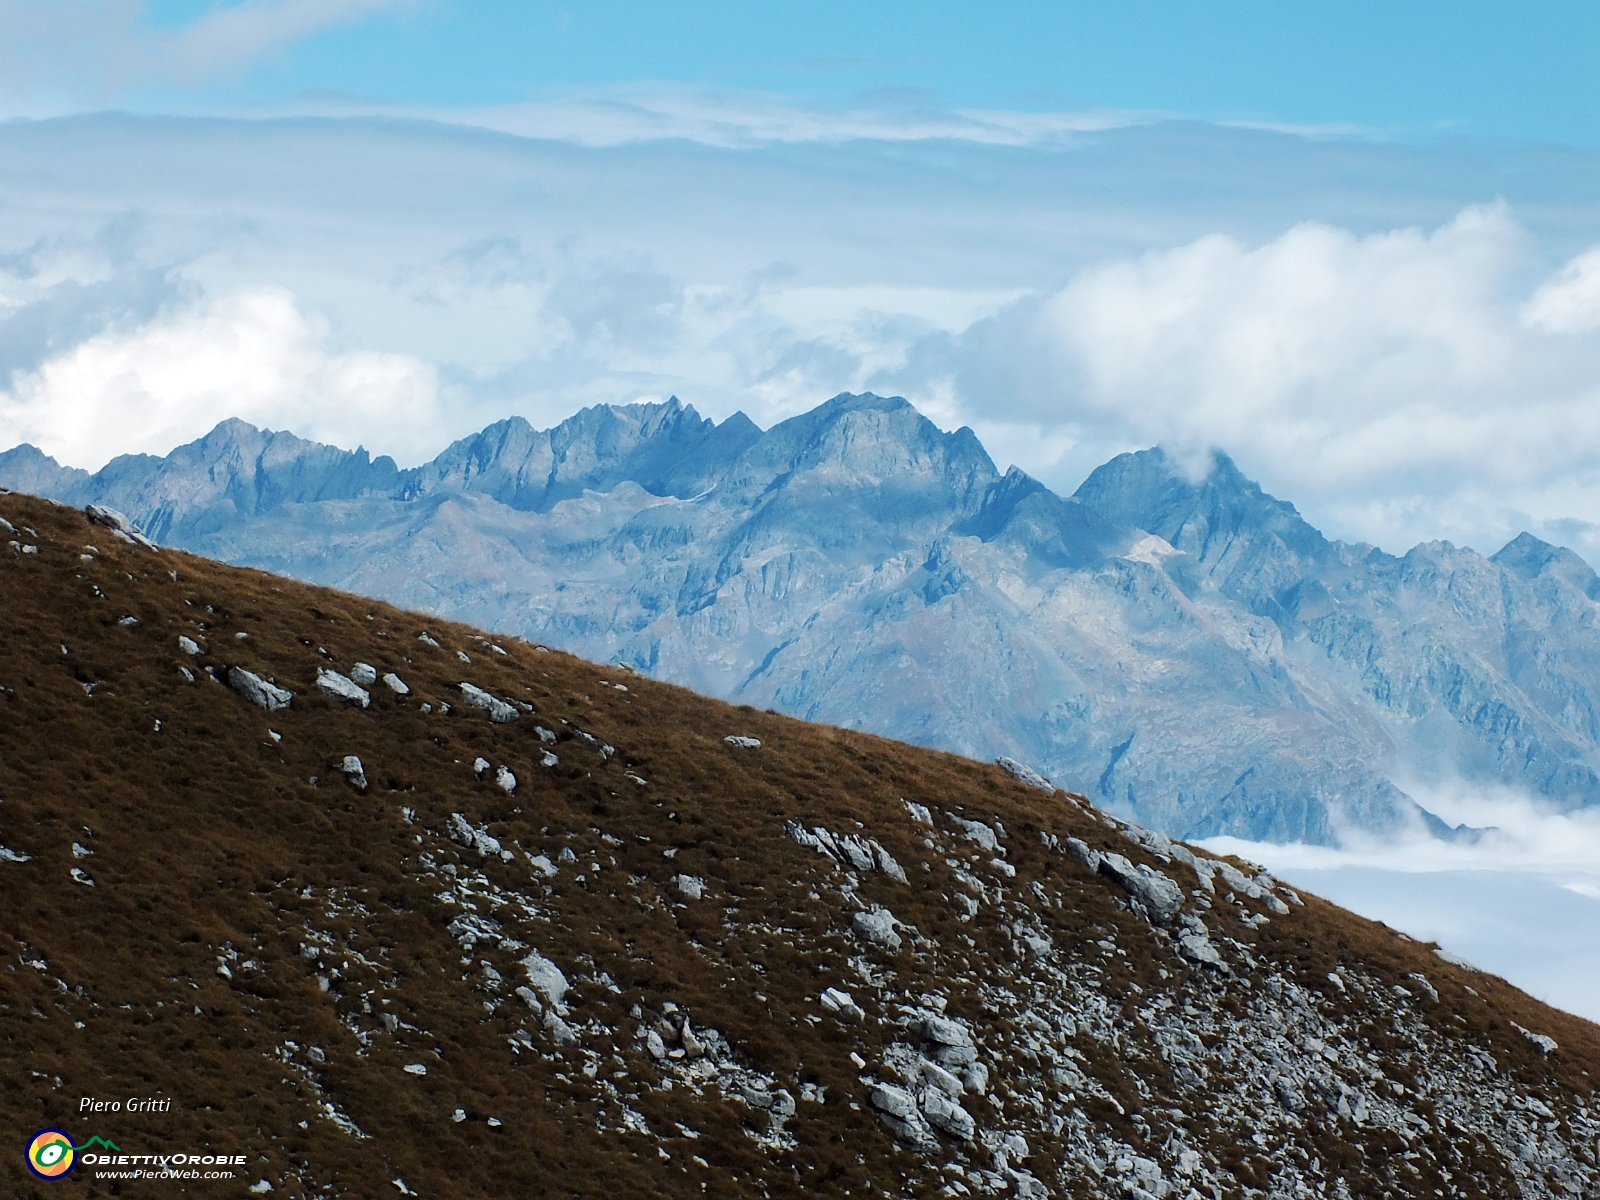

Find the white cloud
[[1523, 245, 1600, 334], [899, 204, 1600, 559], [0, 287, 442, 469]]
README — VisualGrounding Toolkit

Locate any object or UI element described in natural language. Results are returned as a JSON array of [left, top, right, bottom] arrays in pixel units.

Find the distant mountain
[[4, 488, 1597, 1200], [8, 392, 1600, 846]]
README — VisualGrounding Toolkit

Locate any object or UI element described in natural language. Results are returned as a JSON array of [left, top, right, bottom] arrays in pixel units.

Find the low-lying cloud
[[1201, 782, 1600, 1021]]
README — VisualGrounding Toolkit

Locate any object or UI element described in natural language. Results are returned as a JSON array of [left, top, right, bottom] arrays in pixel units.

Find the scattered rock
[[0, 845, 31, 863], [228, 667, 293, 711], [916, 1015, 978, 1068], [947, 814, 1000, 852], [350, 662, 378, 685], [402, 1064, 427, 1076], [177, 635, 201, 655], [85, 504, 156, 548], [1065, 836, 1101, 872], [449, 813, 502, 857], [316, 670, 371, 708], [819, 987, 864, 1020], [725, 735, 761, 749], [1407, 973, 1440, 1003], [382, 672, 410, 695], [1175, 915, 1226, 969], [1512, 1022, 1559, 1055], [676, 874, 706, 899], [340, 756, 368, 790], [921, 1087, 976, 1140], [520, 951, 569, 1009], [459, 682, 518, 723], [1097, 852, 1183, 924], [514, 986, 542, 1013], [495, 766, 517, 794], [869, 1083, 937, 1148], [851, 906, 903, 950], [543, 1010, 579, 1046], [995, 756, 1054, 791]]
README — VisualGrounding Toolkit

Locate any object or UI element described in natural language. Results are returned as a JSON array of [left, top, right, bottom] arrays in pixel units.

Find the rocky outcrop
[[85, 503, 156, 548]]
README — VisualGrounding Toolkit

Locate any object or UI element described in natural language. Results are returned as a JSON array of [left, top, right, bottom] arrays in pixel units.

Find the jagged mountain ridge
[[3, 491, 1600, 1200], [7, 393, 1600, 845]]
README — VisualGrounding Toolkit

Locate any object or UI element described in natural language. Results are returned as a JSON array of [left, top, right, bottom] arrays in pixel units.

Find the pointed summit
[[1493, 531, 1600, 599], [1074, 447, 1328, 565]]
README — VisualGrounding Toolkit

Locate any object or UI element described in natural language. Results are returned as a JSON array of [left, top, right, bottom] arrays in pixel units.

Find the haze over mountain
[[7, 392, 1600, 848]]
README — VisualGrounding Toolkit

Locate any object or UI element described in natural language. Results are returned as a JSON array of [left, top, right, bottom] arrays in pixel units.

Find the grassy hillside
[[2, 489, 1598, 1200]]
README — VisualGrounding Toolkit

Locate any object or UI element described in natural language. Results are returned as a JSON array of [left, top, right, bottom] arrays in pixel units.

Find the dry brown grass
[[0, 490, 1595, 1199]]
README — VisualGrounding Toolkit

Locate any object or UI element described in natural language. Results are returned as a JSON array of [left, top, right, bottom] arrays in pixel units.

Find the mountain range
[[3, 488, 1597, 1199], [7, 392, 1600, 846]]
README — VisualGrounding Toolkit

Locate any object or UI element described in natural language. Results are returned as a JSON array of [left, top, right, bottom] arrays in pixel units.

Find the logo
[[27, 1129, 76, 1179]]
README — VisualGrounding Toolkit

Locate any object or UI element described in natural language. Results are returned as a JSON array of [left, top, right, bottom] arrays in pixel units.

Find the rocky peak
[[405, 399, 761, 512], [1494, 531, 1600, 600], [0, 442, 89, 500], [1075, 447, 1335, 614], [719, 393, 998, 528]]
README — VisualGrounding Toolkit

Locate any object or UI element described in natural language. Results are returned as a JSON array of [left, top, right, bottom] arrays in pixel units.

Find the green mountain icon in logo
[[72, 1136, 121, 1152]]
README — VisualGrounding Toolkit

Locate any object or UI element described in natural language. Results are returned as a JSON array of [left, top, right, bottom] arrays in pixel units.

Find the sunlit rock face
[[9, 391, 1600, 845]]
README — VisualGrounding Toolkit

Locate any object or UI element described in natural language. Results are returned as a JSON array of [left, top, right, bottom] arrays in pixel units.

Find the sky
[[5, 3, 1600, 1012]]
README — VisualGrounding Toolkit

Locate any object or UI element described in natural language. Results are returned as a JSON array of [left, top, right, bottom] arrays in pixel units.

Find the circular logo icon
[[27, 1129, 76, 1179]]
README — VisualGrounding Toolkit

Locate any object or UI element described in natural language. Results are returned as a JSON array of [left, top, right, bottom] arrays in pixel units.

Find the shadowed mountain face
[[7, 393, 1600, 846], [3, 490, 1599, 1200]]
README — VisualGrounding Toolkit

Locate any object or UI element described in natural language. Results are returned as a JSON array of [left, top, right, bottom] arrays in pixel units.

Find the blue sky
[[57, 1, 1600, 147]]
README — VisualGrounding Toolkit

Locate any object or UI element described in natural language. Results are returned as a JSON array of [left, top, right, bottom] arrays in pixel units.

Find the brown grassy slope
[[0, 490, 1597, 1200]]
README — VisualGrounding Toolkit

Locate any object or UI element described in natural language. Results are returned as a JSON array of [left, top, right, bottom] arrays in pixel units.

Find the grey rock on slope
[[8, 393, 1600, 846]]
